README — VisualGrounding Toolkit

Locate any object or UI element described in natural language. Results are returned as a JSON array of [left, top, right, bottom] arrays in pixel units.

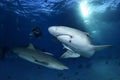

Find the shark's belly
[[67, 35, 90, 49], [68, 44, 94, 58], [66, 37, 95, 57]]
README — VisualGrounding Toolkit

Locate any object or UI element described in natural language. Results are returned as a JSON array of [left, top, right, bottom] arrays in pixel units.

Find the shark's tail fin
[[93, 45, 112, 51]]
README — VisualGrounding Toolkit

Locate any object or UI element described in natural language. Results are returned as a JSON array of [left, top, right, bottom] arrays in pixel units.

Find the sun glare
[[79, 0, 90, 18]]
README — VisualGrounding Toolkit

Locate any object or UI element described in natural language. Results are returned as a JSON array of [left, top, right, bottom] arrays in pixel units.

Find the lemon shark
[[48, 26, 112, 58], [12, 44, 69, 70]]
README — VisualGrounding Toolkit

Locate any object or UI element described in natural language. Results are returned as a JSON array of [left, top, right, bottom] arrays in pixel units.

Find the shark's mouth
[[56, 34, 73, 43], [56, 34, 73, 38]]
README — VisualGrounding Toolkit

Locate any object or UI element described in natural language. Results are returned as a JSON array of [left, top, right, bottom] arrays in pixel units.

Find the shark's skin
[[48, 26, 111, 58], [12, 44, 69, 70]]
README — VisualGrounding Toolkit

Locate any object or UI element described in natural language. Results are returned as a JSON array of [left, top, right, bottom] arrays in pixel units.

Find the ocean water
[[0, 0, 120, 80]]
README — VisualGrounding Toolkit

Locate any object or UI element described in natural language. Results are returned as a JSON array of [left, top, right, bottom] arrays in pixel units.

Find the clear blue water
[[0, 0, 120, 80]]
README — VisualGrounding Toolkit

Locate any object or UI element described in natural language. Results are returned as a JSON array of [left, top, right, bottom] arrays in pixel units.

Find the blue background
[[0, 0, 120, 80]]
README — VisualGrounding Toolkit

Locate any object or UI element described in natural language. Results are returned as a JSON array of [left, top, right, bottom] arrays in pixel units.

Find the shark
[[48, 26, 112, 58], [12, 43, 69, 70]]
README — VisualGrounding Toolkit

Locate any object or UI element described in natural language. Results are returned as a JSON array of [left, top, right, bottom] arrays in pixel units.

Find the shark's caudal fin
[[93, 45, 112, 51], [43, 52, 54, 56]]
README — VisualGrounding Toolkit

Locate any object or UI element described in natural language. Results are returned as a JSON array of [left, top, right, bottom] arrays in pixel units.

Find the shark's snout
[[48, 26, 57, 33], [48, 26, 60, 37]]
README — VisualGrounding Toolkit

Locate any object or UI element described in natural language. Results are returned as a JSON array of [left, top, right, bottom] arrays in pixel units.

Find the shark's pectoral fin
[[63, 44, 72, 50], [60, 50, 80, 58], [62, 44, 80, 58], [43, 52, 54, 56]]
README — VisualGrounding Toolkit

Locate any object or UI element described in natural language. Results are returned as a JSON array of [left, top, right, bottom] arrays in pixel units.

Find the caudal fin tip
[[94, 45, 112, 51], [107, 45, 112, 48]]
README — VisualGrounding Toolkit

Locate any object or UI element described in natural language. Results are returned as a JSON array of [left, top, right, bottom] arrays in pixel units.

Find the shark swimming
[[12, 43, 69, 70], [48, 26, 112, 58]]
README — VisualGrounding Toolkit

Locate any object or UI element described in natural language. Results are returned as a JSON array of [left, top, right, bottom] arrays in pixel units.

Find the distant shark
[[12, 43, 69, 70], [48, 26, 112, 58]]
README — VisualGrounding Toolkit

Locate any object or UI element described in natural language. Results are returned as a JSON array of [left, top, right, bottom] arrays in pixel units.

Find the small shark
[[48, 26, 112, 58], [12, 44, 69, 70]]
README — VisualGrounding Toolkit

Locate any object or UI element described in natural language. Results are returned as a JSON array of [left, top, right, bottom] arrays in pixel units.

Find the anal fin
[[60, 50, 80, 58]]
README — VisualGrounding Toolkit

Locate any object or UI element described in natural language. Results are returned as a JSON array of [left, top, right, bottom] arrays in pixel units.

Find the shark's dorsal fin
[[27, 43, 36, 51]]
